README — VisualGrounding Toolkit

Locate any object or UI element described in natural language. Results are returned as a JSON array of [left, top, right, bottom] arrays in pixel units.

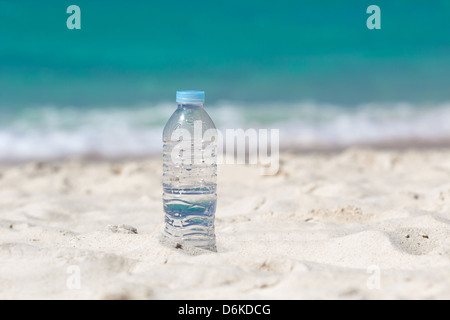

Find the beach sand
[[0, 148, 449, 299]]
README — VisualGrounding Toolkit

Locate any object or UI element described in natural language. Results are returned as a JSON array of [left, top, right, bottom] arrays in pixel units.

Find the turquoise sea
[[0, 1, 449, 160]]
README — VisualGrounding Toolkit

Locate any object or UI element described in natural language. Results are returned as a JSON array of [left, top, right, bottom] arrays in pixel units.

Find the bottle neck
[[177, 102, 204, 109]]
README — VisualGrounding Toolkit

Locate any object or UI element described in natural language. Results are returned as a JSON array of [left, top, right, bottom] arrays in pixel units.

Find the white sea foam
[[1, 101, 450, 161]]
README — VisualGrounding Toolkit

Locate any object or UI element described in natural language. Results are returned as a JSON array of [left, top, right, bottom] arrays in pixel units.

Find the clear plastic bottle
[[162, 90, 217, 251]]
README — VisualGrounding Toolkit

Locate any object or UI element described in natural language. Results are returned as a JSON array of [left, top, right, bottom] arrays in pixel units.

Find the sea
[[0, 0, 449, 161]]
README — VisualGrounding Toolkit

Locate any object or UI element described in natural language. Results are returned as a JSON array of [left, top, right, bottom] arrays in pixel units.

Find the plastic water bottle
[[162, 90, 217, 251]]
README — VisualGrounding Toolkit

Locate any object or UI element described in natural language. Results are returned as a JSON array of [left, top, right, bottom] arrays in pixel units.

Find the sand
[[0, 148, 449, 299]]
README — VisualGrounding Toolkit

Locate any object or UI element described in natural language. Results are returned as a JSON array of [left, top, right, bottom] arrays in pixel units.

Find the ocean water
[[1, 101, 450, 161], [0, 1, 449, 160]]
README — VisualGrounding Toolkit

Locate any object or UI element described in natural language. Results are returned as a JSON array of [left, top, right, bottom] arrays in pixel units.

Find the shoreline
[[2, 140, 450, 166]]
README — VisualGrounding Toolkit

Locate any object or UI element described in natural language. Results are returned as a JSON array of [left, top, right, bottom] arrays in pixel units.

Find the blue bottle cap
[[176, 90, 205, 104]]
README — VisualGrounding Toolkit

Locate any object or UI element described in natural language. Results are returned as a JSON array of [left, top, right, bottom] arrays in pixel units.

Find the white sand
[[0, 148, 449, 299]]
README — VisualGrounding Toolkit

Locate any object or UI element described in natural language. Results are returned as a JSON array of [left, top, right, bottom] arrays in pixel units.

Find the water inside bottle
[[162, 139, 217, 251]]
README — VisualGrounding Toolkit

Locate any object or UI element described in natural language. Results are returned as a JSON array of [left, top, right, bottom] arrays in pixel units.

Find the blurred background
[[0, 0, 449, 161]]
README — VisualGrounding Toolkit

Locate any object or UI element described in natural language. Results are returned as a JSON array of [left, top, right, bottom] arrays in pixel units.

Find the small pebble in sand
[[106, 224, 138, 234], [111, 167, 122, 175]]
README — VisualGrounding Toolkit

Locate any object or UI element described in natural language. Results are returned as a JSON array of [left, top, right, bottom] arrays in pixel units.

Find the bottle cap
[[176, 90, 205, 104]]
